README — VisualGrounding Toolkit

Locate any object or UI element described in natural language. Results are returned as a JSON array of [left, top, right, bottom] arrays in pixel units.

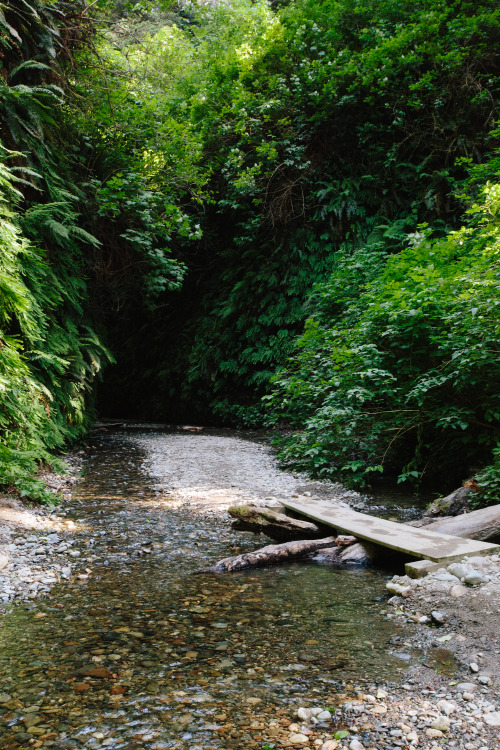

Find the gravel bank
[[0, 465, 83, 610]]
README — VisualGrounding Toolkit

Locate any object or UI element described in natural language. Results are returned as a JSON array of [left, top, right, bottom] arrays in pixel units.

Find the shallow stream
[[0, 430, 421, 749]]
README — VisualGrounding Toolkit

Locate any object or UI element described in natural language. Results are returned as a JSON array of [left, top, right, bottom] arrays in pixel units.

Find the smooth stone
[[317, 710, 332, 721], [483, 712, 500, 727], [289, 733, 309, 744], [469, 662, 479, 672], [430, 716, 450, 732], [455, 682, 477, 692], [349, 741, 365, 750], [447, 563, 471, 580], [297, 708, 313, 720], [426, 728, 443, 738], [386, 582, 412, 597], [464, 571, 489, 586], [437, 700, 456, 715], [478, 674, 492, 685]]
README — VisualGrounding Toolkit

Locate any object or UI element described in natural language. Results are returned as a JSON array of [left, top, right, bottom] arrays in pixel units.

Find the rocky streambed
[[0, 427, 499, 750]]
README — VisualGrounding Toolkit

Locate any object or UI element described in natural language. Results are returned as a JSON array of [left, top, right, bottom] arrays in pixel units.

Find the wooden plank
[[282, 499, 500, 563]]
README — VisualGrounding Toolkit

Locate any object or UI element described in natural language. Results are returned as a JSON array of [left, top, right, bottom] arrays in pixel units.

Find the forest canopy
[[0, 0, 499, 501]]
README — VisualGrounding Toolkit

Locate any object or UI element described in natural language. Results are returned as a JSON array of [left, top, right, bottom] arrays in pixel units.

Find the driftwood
[[197, 536, 336, 574], [229, 504, 325, 542]]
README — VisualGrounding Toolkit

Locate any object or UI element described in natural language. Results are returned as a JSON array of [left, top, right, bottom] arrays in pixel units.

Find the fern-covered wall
[[0, 0, 110, 500]]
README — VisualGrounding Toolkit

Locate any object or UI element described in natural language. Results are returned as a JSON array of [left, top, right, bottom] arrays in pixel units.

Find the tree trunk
[[421, 504, 500, 543], [197, 536, 337, 574]]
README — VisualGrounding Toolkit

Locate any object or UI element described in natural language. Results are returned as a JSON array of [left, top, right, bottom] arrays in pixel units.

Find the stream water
[[0, 430, 421, 750]]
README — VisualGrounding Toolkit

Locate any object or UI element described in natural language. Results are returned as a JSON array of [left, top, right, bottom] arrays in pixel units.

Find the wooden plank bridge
[[282, 498, 500, 563]]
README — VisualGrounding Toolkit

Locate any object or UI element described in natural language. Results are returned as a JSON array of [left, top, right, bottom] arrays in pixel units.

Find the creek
[[0, 429, 427, 749]]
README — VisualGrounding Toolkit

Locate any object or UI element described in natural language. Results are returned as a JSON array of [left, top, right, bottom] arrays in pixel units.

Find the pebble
[[483, 712, 500, 727], [430, 610, 447, 625], [290, 732, 309, 744], [431, 715, 450, 731]]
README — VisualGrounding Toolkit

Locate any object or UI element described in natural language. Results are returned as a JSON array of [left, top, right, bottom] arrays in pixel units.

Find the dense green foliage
[[269, 174, 500, 491], [88, 0, 499, 429], [0, 0, 109, 501], [1, 0, 499, 501]]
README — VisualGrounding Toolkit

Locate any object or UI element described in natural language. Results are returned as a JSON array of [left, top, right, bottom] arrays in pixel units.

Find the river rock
[[447, 562, 470, 580], [484, 712, 500, 727], [297, 707, 313, 720], [478, 673, 492, 685], [289, 732, 309, 744], [430, 610, 447, 625], [430, 715, 450, 731], [455, 682, 477, 692], [463, 570, 489, 586], [437, 700, 456, 715], [425, 728, 443, 738]]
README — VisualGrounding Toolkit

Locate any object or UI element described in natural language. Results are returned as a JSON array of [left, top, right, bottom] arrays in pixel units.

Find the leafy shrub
[[269, 177, 500, 490]]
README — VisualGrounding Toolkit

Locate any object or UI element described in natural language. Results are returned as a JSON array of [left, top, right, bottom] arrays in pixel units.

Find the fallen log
[[229, 504, 325, 542], [197, 536, 336, 574], [422, 504, 500, 543]]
